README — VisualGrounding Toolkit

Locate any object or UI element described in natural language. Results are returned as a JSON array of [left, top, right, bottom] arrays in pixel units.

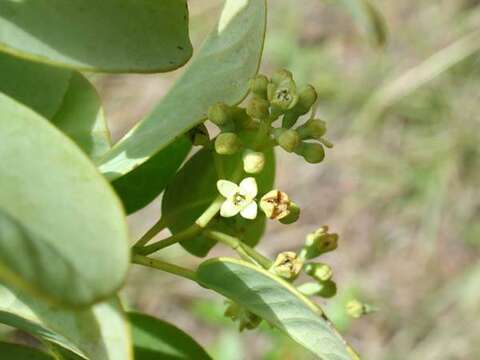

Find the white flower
[[217, 177, 258, 219]]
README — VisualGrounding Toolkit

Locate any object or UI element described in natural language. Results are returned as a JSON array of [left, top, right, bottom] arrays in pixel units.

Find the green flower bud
[[297, 119, 327, 140], [279, 201, 300, 224], [259, 190, 291, 220], [276, 129, 300, 153], [271, 69, 293, 85], [208, 103, 232, 126], [188, 124, 209, 147], [300, 226, 338, 260], [304, 262, 333, 281], [270, 251, 303, 280], [295, 142, 325, 163], [246, 96, 269, 120], [242, 150, 266, 174], [215, 132, 241, 155], [297, 280, 337, 298], [225, 301, 262, 331], [281, 111, 300, 129], [297, 85, 318, 113], [249, 74, 269, 99], [346, 299, 365, 319]]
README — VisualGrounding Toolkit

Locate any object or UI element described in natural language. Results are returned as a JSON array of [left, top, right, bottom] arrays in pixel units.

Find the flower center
[[276, 88, 291, 102], [233, 193, 247, 206]]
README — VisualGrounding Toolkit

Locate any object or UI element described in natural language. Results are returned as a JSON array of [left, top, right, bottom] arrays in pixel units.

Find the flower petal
[[217, 180, 239, 198], [239, 177, 257, 198], [220, 200, 240, 218], [240, 201, 258, 220]]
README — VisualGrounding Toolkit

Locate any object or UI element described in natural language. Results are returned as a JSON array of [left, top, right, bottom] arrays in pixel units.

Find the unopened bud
[[260, 190, 291, 220], [279, 202, 300, 224], [300, 226, 338, 260], [282, 111, 300, 129], [346, 299, 373, 319], [208, 103, 232, 126], [297, 119, 327, 140], [246, 97, 269, 120], [215, 132, 241, 155], [297, 85, 318, 113], [242, 150, 266, 174], [276, 129, 300, 153], [188, 124, 209, 146], [297, 280, 337, 298], [270, 251, 303, 280], [304, 263, 333, 281], [296, 142, 325, 164], [249, 75, 269, 99]]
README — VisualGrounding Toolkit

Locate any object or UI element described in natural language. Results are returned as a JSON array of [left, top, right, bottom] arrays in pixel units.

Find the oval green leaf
[[0, 93, 129, 307], [197, 258, 359, 360], [129, 312, 211, 360], [0, 52, 111, 160], [112, 137, 191, 215], [161, 147, 275, 257], [0, 342, 53, 360], [0, 285, 132, 360], [0, 1, 192, 73], [98, 0, 267, 180]]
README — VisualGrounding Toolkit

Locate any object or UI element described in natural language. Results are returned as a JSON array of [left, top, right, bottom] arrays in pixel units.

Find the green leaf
[[0, 52, 111, 160], [129, 312, 211, 360], [98, 0, 267, 180], [0, 285, 132, 360], [0, 342, 53, 360], [112, 137, 191, 215], [0, 0, 192, 73], [197, 258, 359, 360], [161, 147, 275, 257], [0, 93, 129, 307], [338, 0, 387, 47]]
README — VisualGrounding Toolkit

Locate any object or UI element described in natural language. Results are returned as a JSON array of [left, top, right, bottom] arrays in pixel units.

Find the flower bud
[[276, 129, 300, 153], [281, 111, 301, 129], [249, 74, 269, 99], [259, 190, 291, 220], [297, 280, 337, 298], [295, 142, 325, 163], [270, 251, 303, 280], [279, 201, 300, 224], [208, 103, 232, 126], [246, 97, 269, 120], [215, 132, 241, 155], [225, 301, 262, 331], [300, 226, 338, 260], [271, 69, 293, 85], [297, 119, 327, 140], [297, 85, 318, 113], [304, 262, 333, 281], [188, 124, 209, 146], [242, 150, 266, 174]]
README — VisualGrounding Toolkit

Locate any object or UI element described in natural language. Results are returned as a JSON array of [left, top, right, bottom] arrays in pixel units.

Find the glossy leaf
[[98, 0, 267, 180], [0, 94, 129, 307], [0, 53, 111, 160], [0, 342, 53, 360], [112, 137, 191, 215], [0, 285, 132, 360], [338, 0, 387, 47], [161, 147, 275, 257], [129, 312, 211, 360], [197, 258, 359, 360], [0, 0, 192, 73]]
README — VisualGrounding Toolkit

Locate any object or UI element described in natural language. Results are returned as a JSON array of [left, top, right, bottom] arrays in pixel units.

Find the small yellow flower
[[217, 177, 258, 219]]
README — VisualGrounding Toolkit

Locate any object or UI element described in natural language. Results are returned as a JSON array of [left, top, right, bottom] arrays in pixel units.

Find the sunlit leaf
[[0, 0, 192, 73], [197, 258, 359, 360], [0, 93, 129, 307]]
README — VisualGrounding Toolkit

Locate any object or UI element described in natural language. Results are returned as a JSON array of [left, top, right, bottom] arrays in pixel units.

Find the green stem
[[136, 196, 224, 255], [204, 230, 273, 269], [133, 217, 167, 249], [131, 254, 198, 282]]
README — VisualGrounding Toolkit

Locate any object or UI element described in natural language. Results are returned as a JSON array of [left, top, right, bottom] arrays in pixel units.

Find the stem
[[204, 230, 273, 269], [133, 217, 167, 249], [136, 196, 224, 255], [131, 254, 198, 282]]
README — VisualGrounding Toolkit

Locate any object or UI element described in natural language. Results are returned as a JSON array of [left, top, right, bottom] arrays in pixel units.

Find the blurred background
[[6, 1, 479, 359]]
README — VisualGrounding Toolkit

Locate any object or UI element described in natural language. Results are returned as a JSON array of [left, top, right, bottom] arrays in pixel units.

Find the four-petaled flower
[[217, 177, 258, 219]]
